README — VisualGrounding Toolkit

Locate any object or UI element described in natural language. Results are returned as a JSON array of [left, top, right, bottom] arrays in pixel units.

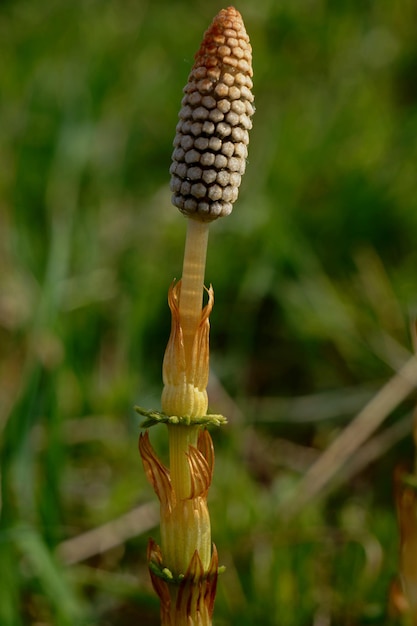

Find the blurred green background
[[1, 0, 417, 624]]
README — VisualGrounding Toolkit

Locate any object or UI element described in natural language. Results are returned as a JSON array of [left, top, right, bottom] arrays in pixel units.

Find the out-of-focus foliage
[[1, 0, 417, 624]]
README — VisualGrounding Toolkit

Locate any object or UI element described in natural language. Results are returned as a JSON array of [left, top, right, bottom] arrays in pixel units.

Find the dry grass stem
[[56, 502, 159, 565], [284, 355, 417, 517]]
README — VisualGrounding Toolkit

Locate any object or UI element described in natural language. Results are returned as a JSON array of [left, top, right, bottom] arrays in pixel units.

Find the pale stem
[[168, 424, 199, 500], [165, 424, 212, 575], [179, 219, 210, 366]]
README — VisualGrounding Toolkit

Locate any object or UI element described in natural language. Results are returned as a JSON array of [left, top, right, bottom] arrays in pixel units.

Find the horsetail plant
[[136, 7, 254, 625]]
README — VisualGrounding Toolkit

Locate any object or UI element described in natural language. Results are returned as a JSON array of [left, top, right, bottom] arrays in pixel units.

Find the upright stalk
[[179, 220, 209, 365], [137, 7, 254, 625]]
